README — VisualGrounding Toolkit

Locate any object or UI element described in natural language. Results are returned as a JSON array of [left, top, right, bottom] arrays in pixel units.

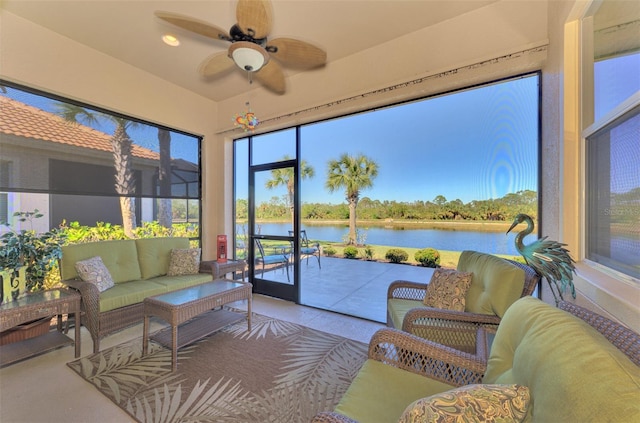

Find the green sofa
[[60, 237, 214, 353], [387, 251, 539, 352], [313, 297, 640, 422]]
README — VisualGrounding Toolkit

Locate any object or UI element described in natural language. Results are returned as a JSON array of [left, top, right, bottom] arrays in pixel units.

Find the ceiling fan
[[155, 0, 327, 95]]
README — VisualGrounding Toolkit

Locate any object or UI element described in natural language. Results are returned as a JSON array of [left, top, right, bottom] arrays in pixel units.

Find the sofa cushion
[[98, 280, 168, 313], [151, 273, 212, 291], [135, 237, 190, 279], [168, 248, 201, 276], [423, 268, 472, 311], [74, 256, 115, 292], [388, 298, 422, 329], [334, 359, 456, 423], [399, 384, 530, 423], [483, 297, 640, 422], [61, 240, 142, 284], [457, 251, 524, 317]]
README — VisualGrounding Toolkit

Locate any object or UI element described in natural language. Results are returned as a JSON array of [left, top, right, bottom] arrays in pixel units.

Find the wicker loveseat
[[387, 250, 539, 353], [60, 237, 214, 353], [313, 297, 640, 422]]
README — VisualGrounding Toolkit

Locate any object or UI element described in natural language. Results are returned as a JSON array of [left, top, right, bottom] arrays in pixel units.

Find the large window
[[235, 74, 540, 318], [0, 81, 202, 241], [235, 74, 540, 258], [583, 0, 639, 281]]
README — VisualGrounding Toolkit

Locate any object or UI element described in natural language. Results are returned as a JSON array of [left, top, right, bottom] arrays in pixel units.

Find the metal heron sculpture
[[507, 213, 576, 305]]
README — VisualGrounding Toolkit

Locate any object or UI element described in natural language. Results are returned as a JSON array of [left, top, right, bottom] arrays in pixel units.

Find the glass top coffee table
[[142, 279, 252, 371]]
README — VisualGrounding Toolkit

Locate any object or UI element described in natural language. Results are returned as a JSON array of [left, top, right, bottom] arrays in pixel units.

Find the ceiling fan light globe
[[229, 41, 269, 72]]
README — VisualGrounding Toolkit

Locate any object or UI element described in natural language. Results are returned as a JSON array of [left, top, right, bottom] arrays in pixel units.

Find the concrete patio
[[259, 256, 436, 322]]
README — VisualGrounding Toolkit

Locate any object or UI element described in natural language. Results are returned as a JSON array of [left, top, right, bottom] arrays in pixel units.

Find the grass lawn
[[237, 237, 525, 269], [316, 241, 524, 269]]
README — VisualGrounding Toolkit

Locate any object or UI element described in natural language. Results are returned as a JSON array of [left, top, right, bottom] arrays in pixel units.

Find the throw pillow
[[168, 248, 201, 276], [398, 384, 530, 423], [74, 256, 115, 292], [423, 268, 472, 311]]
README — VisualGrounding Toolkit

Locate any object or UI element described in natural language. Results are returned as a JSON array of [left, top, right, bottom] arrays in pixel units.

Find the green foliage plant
[[323, 246, 336, 256], [415, 248, 441, 268], [385, 248, 409, 263], [60, 220, 199, 244], [363, 246, 374, 261], [0, 210, 67, 292], [343, 246, 359, 259], [60, 221, 126, 243]]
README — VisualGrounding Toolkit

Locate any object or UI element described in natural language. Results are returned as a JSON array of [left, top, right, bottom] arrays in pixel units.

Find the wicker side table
[[0, 288, 81, 367], [200, 259, 247, 281]]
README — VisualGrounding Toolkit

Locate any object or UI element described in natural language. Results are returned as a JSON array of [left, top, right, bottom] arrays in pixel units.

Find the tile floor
[[0, 294, 385, 423]]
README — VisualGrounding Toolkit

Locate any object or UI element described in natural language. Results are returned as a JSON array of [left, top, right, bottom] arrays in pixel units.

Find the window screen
[[0, 81, 201, 234], [586, 106, 640, 279]]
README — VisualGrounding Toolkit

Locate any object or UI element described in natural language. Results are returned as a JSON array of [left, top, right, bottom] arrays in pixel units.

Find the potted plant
[[0, 210, 67, 344]]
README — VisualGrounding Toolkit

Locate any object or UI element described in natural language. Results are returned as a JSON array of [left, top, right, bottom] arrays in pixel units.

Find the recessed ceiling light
[[162, 34, 180, 47]]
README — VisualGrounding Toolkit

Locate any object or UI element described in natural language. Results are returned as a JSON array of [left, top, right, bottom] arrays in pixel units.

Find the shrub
[[385, 248, 408, 263], [415, 248, 441, 268], [0, 210, 67, 292], [323, 246, 336, 256], [343, 246, 359, 259], [363, 246, 374, 261]]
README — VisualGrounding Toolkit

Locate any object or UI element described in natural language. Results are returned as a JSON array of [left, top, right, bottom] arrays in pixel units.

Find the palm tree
[[265, 156, 315, 226], [157, 128, 172, 229], [55, 104, 138, 237], [325, 153, 378, 245]]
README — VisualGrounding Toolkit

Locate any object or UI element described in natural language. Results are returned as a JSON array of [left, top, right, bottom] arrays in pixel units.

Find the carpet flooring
[[67, 310, 368, 422]]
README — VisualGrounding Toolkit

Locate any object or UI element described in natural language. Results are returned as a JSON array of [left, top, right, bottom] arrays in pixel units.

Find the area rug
[[67, 311, 368, 422]]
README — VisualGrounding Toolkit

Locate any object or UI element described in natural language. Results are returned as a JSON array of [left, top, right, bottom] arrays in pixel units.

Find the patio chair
[[387, 250, 540, 353], [289, 230, 321, 268], [255, 239, 290, 281]]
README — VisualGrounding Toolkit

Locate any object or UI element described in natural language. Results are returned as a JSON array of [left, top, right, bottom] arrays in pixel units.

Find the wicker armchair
[[388, 255, 540, 353], [311, 327, 491, 423], [313, 298, 640, 423]]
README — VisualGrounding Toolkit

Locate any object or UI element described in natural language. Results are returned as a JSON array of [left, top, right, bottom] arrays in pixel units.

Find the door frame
[[248, 158, 300, 302]]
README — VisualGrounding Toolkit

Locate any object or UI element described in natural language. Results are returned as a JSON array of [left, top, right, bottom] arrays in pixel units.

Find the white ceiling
[[2, 0, 498, 102]]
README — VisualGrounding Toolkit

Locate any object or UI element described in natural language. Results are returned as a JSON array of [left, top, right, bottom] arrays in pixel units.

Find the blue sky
[[238, 75, 540, 205]]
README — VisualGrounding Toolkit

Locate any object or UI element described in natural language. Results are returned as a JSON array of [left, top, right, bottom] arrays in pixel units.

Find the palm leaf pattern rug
[[67, 312, 368, 422]]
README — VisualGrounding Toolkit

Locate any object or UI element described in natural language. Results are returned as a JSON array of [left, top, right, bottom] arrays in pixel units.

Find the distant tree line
[[240, 152, 539, 245], [236, 189, 538, 223]]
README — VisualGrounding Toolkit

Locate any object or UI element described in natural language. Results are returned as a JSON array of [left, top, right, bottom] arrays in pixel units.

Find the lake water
[[246, 222, 521, 256]]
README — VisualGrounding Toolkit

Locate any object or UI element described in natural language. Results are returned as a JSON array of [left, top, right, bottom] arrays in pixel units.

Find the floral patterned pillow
[[168, 248, 201, 276], [74, 256, 115, 292], [423, 268, 473, 311], [398, 384, 530, 423]]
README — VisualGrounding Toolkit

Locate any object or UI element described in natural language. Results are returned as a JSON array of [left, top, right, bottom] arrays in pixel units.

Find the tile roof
[[0, 96, 159, 161]]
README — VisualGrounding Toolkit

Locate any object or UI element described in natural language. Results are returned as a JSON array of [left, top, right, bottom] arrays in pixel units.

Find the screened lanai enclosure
[[234, 74, 542, 321]]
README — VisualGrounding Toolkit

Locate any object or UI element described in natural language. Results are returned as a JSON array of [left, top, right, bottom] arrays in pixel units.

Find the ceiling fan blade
[[236, 0, 273, 40], [155, 11, 230, 41], [267, 38, 327, 68], [254, 60, 285, 94], [198, 52, 235, 77]]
